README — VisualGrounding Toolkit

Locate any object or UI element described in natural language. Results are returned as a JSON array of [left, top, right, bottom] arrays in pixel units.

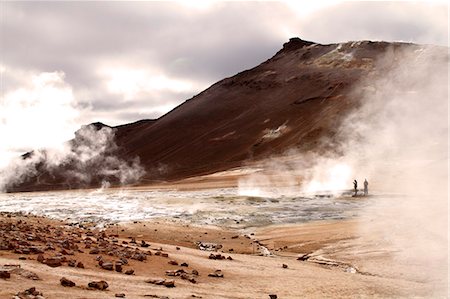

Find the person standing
[[364, 179, 369, 196], [353, 180, 358, 196]]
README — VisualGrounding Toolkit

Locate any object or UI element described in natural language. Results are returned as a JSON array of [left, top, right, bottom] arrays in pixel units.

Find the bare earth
[[0, 210, 442, 299]]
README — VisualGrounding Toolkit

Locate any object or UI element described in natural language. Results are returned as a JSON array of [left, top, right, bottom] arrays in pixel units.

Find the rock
[[60, 277, 76, 287], [89, 248, 100, 254], [196, 241, 222, 251], [115, 294, 126, 298], [44, 257, 62, 267], [76, 261, 85, 268], [191, 269, 199, 276], [180, 262, 188, 267], [227, 256, 233, 260], [88, 280, 109, 290], [37, 254, 45, 263], [208, 270, 224, 278], [102, 262, 114, 270], [124, 269, 134, 275], [10, 268, 40, 280], [209, 253, 225, 260], [161, 253, 169, 258], [231, 235, 239, 239], [163, 279, 175, 288], [15, 287, 44, 298], [269, 295, 278, 299], [168, 260, 178, 265], [115, 262, 122, 272], [18, 256, 26, 260], [145, 278, 175, 288], [176, 247, 180, 250], [68, 259, 76, 267], [282, 264, 288, 269], [297, 253, 310, 261], [141, 240, 150, 247], [0, 270, 10, 279]]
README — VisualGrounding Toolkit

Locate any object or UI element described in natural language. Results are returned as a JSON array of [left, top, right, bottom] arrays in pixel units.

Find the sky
[[0, 0, 448, 167]]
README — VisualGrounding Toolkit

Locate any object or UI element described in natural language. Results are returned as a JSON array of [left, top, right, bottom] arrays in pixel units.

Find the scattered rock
[[297, 253, 310, 261], [115, 293, 126, 298], [191, 269, 199, 276], [180, 262, 188, 267], [10, 268, 41, 280], [115, 262, 123, 272], [282, 264, 288, 269], [44, 257, 62, 267], [15, 287, 44, 299], [88, 280, 109, 290], [60, 277, 76, 287], [76, 261, 85, 268], [125, 269, 135, 275], [0, 270, 10, 279], [209, 253, 226, 260], [208, 269, 224, 278], [196, 241, 222, 251], [269, 295, 278, 299], [101, 262, 114, 271], [145, 278, 176, 288], [168, 260, 178, 265]]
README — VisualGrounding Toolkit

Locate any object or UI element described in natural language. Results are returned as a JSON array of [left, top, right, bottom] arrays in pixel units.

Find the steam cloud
[[238, 43, 448, 294], [0, 120, 145, 192]]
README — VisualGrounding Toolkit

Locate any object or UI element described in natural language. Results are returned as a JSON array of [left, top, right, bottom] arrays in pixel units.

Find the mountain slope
[[5, 38, 430, 192]]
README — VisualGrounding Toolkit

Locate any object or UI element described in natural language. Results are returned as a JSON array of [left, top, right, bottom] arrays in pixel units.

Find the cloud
[[0, 70, 82, 167]]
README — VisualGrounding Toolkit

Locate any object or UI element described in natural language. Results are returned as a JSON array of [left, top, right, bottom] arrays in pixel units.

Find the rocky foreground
[[0, 212, 443, 298]]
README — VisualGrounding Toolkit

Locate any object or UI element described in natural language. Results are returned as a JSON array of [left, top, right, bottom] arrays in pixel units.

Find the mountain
[[5, 38, 435, 192]]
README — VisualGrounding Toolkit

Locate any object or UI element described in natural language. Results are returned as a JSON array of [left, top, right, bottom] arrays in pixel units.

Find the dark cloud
[[1, 1, 447, 128]]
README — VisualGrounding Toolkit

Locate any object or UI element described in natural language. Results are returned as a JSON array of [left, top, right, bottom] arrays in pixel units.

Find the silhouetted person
[[353, 180, 358, 196], [364, 179, 368, 196]]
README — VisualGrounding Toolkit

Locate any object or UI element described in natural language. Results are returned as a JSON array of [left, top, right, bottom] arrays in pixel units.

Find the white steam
[[238, 43, 448, 294], [0, 70, 145, 192]]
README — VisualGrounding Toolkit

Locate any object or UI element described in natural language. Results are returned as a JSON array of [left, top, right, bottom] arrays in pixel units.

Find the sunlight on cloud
[[102, 68, 196, 100], [0, 71, 81, 167]]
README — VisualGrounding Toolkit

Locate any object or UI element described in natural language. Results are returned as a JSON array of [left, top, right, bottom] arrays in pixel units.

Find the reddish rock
[[101, 262, 113, 271], [0, 270, 10, 279], [60, 277, 76, 287], [88, 280, 109, 290], [76, 261, 85, 268], [124, 269, 134, 275], [44, 257, 62, 267]]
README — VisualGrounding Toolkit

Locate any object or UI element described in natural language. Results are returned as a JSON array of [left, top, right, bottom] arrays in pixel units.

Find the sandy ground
[[0, 211, 444, 299]]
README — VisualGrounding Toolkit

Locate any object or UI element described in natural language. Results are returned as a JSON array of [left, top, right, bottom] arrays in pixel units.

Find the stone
[[102, 262, 114, 270], [208, 270, 224, 278], [68, 259, 76, 267], [0, 270, 10, 279], [115, 262, 122, 272], [10, 268, 40, 280], [163, 279, 175, 288], [88, 280, 109, 290], [180, 262, 188, 267], [269, 295, 278, 299], [115, 294, 126, 298], [191, 269, 199, 276], [76, 261, 85, 268], [60, 277, 76, 287], [282, 264, 288, 269], [44, 257, 62, 267], [37, 254, 45, 263], [168, 260, 178, 265], [124, 269, 134, 275]]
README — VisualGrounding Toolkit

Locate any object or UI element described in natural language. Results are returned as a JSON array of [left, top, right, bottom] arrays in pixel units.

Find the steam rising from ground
[[239, 44, 448, 293], [0, 124, 145, 192]]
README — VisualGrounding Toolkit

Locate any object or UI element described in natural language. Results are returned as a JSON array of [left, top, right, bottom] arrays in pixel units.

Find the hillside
[[5, 38, 427, 192]]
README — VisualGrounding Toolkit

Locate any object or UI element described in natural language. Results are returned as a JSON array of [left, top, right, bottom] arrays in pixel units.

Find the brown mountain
[[5, 38, 430, 192]]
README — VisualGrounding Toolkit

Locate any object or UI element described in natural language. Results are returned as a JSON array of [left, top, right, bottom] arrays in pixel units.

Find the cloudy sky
[[0, 0, 448, 166]]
